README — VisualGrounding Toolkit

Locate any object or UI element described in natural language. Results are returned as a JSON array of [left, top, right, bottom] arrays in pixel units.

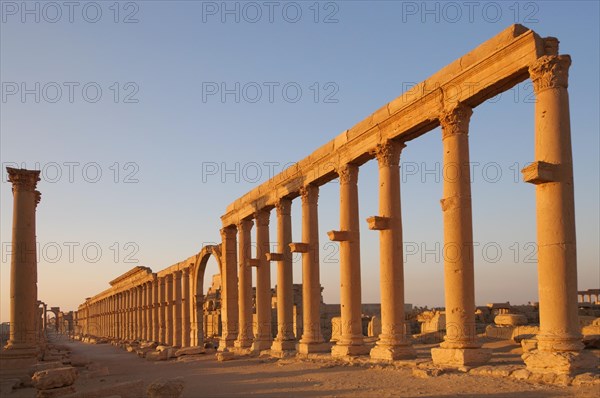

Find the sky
[[1, 0, 598, 322]]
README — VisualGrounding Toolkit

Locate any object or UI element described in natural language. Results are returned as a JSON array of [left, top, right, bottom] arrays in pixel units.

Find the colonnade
[[73, 28, 591, 373], [78, 266, 199, 348], [577, 290, 600, 304]]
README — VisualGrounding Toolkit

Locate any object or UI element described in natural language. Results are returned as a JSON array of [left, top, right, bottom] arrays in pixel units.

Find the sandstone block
[[494, 314, 527, 326], [29, 362, 64, 376], [485, 325, 514, 340], [522, 350, 598, 374], [32, 367, 78, 390], [37, 385, 76, 398], [582, 334, 600, 349], [174, 346, 205, 357], [147, 377, 185, 398], [520, 339, 538, 353], [511, 325, 539, 343], [431, 347, 492, 367]]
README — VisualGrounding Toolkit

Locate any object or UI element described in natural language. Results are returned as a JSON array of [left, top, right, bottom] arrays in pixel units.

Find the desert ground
[[4, 332, 598, 398]]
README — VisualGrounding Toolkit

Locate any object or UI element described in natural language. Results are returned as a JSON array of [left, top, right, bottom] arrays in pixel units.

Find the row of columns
[[577, 291, 599, 304], [216, 54, 586, 370], [78, 269, 196, 348]]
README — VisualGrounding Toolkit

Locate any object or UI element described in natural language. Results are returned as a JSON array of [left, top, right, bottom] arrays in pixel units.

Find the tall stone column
[[166, 274, 174, 345], [521, 54, 593, 372], [140, 285, 146, 341], [252, 210, 273, 351], [218, 226, 239, 351], [159, 278, 166, 344], [271, 198, 296, 353], [431, 103, 491, 367], [368, 140, 416, 360], [182, 269, 191, 347], [4, 168, 41, 357], [329, 163, 368, 357], [173, 271, 183, 347], [152, 276, 159, 342], [195, 294, 205, 347], [235, 219, 254, 349], [128, 290, 134, 339], [145, 282, 152, 341], [292, 184, 328, 354], [137, 287, 143, 339]]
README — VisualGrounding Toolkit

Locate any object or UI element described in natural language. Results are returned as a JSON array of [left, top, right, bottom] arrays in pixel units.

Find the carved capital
[[371, 140, 405, 167], [439, 103, 472, 139], [255, 209, 270, 227], [275, 198, 291, 216], [299, 184, 319, 205], [337, 163, 358, 186], [7, 167, 40, 193], [34, 190, 42, 207], [237, 218, 253, 232], [529, 55, 571, 94], [220, 225, 237, 241]]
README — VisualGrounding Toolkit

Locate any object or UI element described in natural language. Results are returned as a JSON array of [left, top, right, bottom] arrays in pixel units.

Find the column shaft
[[252, 210, 272, 351], [218, 226, 239, 350], [235, 219, 254, 348], [182, 269, 191, 347], [173, 271, 183, 347]]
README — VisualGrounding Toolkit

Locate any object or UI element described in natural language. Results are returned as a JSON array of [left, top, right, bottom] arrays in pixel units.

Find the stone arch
[[189, 244, 222, 346]]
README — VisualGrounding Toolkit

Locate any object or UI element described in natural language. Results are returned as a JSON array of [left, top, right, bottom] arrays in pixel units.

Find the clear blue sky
[[1, 1, 598, 321]]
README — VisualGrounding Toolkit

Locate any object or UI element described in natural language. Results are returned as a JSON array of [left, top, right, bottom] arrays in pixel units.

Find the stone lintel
[[521, 161, 559, 184], [289, 243, 309, 253], [327, 230, 351, 242], [265, 253, 283, 262], [366, 216, 391, 230]]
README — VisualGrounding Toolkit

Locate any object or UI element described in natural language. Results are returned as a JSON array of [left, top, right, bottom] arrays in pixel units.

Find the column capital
[[220, 225, 237, 240], [34, 190, 42, 207], [255, 209, 270, 227], [299, 184, 319, 204], [7, 167, 40, 193], [337, 163, 358, 186], [529, 55, 571, 94], [439, 102, 472, 139], [275, 198, 291, 216], [371, 140, 405, 167], [237, 218, 254, 231], [174, 270, 182, 280]]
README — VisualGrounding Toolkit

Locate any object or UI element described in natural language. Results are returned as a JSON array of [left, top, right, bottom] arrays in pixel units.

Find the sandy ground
[[5, 335, 599, 398]]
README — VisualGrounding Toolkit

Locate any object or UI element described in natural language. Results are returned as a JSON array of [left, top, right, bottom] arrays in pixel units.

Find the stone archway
[[190, 245, 222, 347]]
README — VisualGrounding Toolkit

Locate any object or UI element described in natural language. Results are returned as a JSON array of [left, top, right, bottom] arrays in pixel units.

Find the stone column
[[329, 163, 368, 357], [159, 278, 166, 344], [137, 286, 143, 339], [368, 140, 416, 360], [195, 294, 205, 347], [292, 184, 328, 353], [252, 210, 273, 351], [152, 276, 159, 342], [218, 226, 239, 351], [235, 219, 254, 349], [182, 269, 191, 347], [5, 168, 41, 356], [271, 198, 296, 353], [140, 285, 146, 341], [145, 282, 152, 341], [166, 274, 174, 345], [173, 271, 183, 347], [521, 54, 593, 372], [431, 103, 491, 367], [128, 290, 134, 339]]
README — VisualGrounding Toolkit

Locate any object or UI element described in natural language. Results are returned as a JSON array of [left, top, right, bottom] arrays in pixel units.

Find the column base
[[431, 347, 492, 367], [234, 338, 253, 349], [270, 340, 296, 353], [0, 348, 38, 377], [370, 343, 416, 361], [331, 343, 370, 358], [217, 338, 236, 352], [251, 339, 273, 352], [297, 341, 330, 354], [522, 349, 597, 374]]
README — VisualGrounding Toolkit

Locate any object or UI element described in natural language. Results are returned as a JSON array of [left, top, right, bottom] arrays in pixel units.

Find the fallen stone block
[[485, 324, 515, 340], [174, 346, 205, 357], [147, 376, 185, 398], [69, 355, 90, 367], [572, 372, 600, 386], [216, 352, 235, 361], [412, 368, 442, 378], [146, 350, 168, 361], [32, 367, 78, 390], [582, 334, 600, 349], [511, 325, 539, 343], [29, 362, 65, 376], [510, 368, 531, 380], [495, 314, 528, 326]]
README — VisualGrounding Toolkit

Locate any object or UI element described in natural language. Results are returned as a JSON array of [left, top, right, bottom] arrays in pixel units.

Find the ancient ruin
[[2, 24, 599, 396]]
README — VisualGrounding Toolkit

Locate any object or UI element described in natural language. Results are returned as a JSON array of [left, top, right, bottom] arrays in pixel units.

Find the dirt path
[[37, 336, 596, 398]]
